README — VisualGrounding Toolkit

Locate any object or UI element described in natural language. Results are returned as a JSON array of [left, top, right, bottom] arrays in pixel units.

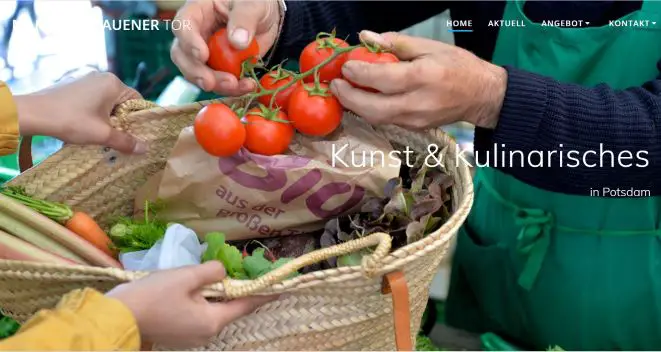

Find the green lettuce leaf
[[243, 248, 273, 279], [202, 232, 246, 279]]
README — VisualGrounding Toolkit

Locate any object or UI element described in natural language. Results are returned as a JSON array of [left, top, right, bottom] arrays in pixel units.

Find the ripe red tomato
[[299, 37, 349, 83], [288, 83, 343, 136], [194, 103, 246, 157], [345, 47, 400, 92], [207, 28, 260, 78], [257, 70, 300, 111], [243, 107, 295, 156]]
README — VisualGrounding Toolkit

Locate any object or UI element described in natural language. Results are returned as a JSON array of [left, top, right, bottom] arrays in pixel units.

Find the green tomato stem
[[315, 31, 330, 41], [305, 68, 330, 97], [268, 90, 278, 109], [246, 44, 358, 104], [245, 103, 290, 124], [268, 62, 292, 83], [360, 37, 383, 53]]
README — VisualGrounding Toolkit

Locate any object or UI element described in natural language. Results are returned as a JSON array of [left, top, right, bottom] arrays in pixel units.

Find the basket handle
[[220, 232, 392, 298], [111, 99, 160, 121], [221, 233, 411, 351], [16, 99, 160, 173]]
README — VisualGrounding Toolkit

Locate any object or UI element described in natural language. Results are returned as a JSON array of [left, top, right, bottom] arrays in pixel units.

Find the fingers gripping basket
[[0, 99, 473, 351]]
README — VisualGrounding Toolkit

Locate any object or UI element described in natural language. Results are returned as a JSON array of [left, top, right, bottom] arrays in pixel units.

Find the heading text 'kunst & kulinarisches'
[[330, 143, 650, 169]]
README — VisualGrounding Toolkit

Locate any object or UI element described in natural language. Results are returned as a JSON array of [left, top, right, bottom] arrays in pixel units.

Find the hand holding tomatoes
[[343, 46, 399, 92], [170, 0, 282, 96], [329, 30, 507, 130], [196, 29, 460, 158]]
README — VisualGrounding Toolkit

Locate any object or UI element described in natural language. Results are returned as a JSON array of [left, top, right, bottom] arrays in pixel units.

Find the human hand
[[106, 261, 276, 349], [170, 0, 282, 96], [15, 72, 147, 154], [329, 31, 508, 130]]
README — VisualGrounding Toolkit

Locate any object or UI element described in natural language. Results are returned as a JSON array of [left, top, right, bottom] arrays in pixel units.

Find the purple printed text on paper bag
[[281, 169, 323, 204], [217, 150, 366, 220], [217, 149, 312, 191], [306, 182, 365, 218]]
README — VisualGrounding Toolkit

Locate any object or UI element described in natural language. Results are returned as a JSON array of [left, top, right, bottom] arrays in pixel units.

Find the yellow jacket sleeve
[[0, 81, 18, 156], [0, 288, 140, 351]]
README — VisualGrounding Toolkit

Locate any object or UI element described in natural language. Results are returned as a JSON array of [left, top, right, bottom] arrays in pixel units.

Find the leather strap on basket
[[382, 271, 413, 351], [18, 136, 33, 172]]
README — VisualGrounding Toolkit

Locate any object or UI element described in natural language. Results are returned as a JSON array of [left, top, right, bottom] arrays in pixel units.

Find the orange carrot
[[0, 193, 122, 268], [0, 187, 119, 261], [65, 212, 115, 257]]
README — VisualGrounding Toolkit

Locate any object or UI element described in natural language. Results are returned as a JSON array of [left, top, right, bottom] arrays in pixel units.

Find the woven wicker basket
[[0, 99, 473, 351]]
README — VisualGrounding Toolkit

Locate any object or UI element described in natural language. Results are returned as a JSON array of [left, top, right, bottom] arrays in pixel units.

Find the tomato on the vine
[[299, 35, 349, 83], [243, 106, 295, 156], [288, 83, 343, 136], [194, 103, 246, 157], [257, 69, 300, 111], [207, 28, 260, 78], [344, 47, 399, 92]]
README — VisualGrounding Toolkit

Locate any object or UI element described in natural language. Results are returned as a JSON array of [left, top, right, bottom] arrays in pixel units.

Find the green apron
[[445, 1, 661, 350]]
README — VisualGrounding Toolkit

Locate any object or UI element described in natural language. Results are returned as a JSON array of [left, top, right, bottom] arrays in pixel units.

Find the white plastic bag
[[120, 223, 206, 271]]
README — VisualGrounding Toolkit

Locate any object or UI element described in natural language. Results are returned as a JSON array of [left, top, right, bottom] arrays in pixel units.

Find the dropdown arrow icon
[[585, 21, 590, 25]]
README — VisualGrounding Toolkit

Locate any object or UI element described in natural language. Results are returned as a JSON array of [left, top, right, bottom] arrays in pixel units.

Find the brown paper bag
[[135, 114, 400, 241]]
